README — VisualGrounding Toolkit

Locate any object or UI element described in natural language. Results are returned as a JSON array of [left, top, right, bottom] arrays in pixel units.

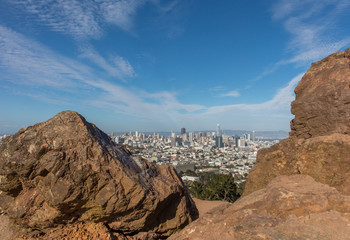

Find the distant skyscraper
[[238, 138, 246, 147], [181, 128, 186, 135], [189, 132, 194, 143], [171, 130, 176, 147], [252, 130, 255, 142], [216, 124, 221, 137], [215, 124, 223, 148], [171, 130, 176, 138], [233, 135, 240, 147]]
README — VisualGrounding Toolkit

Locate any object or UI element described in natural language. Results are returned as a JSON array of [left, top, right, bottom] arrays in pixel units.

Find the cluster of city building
[[111, 124, 279, 183], [0, 125, 279, 184]]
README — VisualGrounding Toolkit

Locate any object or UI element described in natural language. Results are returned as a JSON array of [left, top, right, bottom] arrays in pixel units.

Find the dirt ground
[[0, 215, 14, 240], [192, 198, 230, 216]]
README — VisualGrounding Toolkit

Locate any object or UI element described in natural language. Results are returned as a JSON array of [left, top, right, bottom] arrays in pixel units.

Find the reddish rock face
[[244, 48, 350, 196], [0, 111, 198, 238], [244, 134, 350, 196], [170, 175, 350, 240], [290, 48, 350, 139]]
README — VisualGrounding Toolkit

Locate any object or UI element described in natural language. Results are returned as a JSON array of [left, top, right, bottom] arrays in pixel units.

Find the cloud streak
[[0, 25, 204, 123], [0, 24, 301, 131], [100, 0, 146, 32], [205, 74, 302, 115], [79, 46, 136, 80], [8, 0, 180, 39], [11, 0, 102, 40], [276, 0, 350, 64], [251, 0, 350, 84], [221, 90, 240, 98]]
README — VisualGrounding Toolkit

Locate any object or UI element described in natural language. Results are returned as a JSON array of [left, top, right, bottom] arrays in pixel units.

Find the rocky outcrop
[[244, 48, 350, 196], [16, 222, 161, 240], [171, 48, 350, 239], [0, 111, 198, 239], [290, 48, 350, 139], [170, 175, 350, 240]]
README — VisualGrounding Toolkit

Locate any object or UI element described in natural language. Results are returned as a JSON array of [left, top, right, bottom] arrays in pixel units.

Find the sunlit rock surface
[[0, 111, 198, 239], [244, 48, 350, 196], [170, 175, 350, 240]]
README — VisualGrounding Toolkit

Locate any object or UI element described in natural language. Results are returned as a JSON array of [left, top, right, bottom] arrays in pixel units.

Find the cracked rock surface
[[0, 111, 198, 239], [244, 48, 350, 196]]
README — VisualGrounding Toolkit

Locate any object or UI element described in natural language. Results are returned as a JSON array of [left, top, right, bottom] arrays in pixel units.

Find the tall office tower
[[135, 131, 139, 138], [216, 124, 221, 137], [234, 135, 240, 147], [189, 132, 194, 143], [238, 138, 246, 147], [252, 130, 255, 142], [171, 130, 176, 147], [215, 124, 223, 148], [182, 133, 187, 142], [247, 133, 251, 141], [181, 128, 186, 135]]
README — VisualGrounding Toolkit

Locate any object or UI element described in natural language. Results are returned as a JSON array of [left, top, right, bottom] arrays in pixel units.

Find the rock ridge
[[0, 110, 198, 239], [170, 175, 350, 240], [290, 48, 350, 139]]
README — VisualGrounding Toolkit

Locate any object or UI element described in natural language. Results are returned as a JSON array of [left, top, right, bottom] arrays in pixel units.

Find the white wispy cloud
[[11, 0, 102, 40], [0, 25, 84, 88], [220, 90, 240, 98], [113, 56, 136, 78], [251, 0, 350, 83], [79, 46, 136, 80], [0, 24, 301, 130], [204, 74, 302, 115], [185, 73, 303, 130], [99, 0, 146, 32], [274, 0, 350, 64], [8, 0, 179, 39], [0, 25, 204, 123], [151, 0, 180, 14], [209, 86, 224, 92]]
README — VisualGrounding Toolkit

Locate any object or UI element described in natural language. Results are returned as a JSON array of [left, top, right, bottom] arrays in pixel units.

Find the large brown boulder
[[170, 175, 350, 240], [0, 111, 198, 238], [244, 48, 350, 196], [290, 48, 350, 139]]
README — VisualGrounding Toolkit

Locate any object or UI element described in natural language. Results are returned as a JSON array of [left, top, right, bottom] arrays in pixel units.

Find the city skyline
[[108, 126, 287, 141], [1, 1, 350, 134]]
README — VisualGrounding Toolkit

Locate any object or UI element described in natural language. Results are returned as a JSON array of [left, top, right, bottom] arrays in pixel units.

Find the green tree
[[188, 173, 240, 203]]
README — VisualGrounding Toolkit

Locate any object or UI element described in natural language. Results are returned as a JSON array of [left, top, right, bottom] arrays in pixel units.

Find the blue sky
[[1, 0, 350, 134]]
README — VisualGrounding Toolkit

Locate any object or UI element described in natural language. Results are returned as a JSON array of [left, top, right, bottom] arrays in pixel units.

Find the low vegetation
[[181, 171, 243, 203]]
